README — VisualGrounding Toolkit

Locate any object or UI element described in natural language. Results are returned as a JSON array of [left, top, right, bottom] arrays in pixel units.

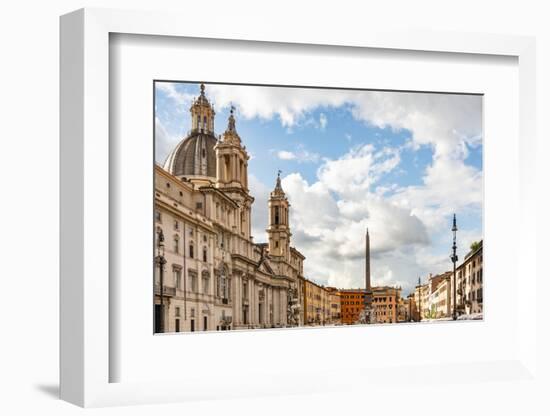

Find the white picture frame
[[60, 8, 537, 407]]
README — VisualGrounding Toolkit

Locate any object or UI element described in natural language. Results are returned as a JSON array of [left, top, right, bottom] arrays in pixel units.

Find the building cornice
[[199, 186, 240, 208]]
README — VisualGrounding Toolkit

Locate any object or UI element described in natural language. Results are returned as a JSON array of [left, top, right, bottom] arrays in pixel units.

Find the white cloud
[[155, 116, 180, 163], [319, 113, 328, 130], [206, 84, 351, 127], [275, 145, 321, 163], [391, 156, 482, 231], [317, 143, 400, 199], [276, 150, 296, 160], [350, 92, 482, 160], [248, 174, 270, 242], [156, 82, 195, 110], [204, 84, 482, 162]]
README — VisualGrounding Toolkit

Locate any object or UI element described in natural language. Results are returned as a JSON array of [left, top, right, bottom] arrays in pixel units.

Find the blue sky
[[155, 82, 483, 295]]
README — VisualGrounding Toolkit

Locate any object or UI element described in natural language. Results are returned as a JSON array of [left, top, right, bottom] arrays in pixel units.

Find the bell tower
[[215, 106, 249, 191], [214, 106, 253, 239], [267, 171, 291, 259]]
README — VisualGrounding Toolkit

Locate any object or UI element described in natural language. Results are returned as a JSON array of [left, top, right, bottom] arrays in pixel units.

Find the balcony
[[154, 284, 176, 297]]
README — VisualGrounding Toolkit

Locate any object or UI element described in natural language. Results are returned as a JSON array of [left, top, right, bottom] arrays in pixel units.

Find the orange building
[[339, 289, 366, 324]]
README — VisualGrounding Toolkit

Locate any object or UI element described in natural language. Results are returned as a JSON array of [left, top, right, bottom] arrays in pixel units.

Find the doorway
[[154, 304, 163, 333]]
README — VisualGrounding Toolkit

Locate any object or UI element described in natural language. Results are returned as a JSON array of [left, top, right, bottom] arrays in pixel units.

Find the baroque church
[[154, 84, 305, 332]]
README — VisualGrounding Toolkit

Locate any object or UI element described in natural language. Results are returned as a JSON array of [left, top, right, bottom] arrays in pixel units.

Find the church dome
[[163, 132, 217, 178], [163, 83, 218, 179]]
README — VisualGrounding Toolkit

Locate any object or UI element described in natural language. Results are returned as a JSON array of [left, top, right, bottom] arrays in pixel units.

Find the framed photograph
[[152, 80, 483, 335], [60, 8, 537, 407]]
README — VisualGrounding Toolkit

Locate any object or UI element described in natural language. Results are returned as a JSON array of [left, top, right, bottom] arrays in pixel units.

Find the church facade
[[154, 84, 305, 332]]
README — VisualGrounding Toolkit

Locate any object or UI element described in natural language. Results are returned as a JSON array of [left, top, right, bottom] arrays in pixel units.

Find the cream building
[[414, 272, 452, 320], [154, 84, 305, 332], [452, 240, 483, 316], [430, 275, 452, 319], [412, 271, 461, 320], [414, 281, 430, 321]]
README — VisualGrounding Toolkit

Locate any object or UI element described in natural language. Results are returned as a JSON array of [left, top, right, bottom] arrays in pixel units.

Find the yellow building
[[303, 279, 331, 325], [372, 286, 401, 324], [325, 287, 342, 324], [398, 296, 414, 322]]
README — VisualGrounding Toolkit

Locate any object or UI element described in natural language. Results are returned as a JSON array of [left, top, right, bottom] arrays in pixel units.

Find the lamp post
[[450, 214, 458, 321], [156, 228, 167, 333]]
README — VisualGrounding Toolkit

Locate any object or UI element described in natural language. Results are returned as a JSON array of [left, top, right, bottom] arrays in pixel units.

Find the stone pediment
[[257, 259, 274, 275]]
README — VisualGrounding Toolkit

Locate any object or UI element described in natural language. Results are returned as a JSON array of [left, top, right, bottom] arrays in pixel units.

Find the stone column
[[236, 156, 241, 183], [216, 151, 222, 182], [251, 281, 257, 326], [233, 272, 240, 326], [281, 287, 287, 325], [267, 286, 272, 326]]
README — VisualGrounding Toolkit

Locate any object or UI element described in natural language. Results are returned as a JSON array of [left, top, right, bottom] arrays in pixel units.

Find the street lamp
[[450, 214, 458, 321], [156, 228, 167, 333]]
